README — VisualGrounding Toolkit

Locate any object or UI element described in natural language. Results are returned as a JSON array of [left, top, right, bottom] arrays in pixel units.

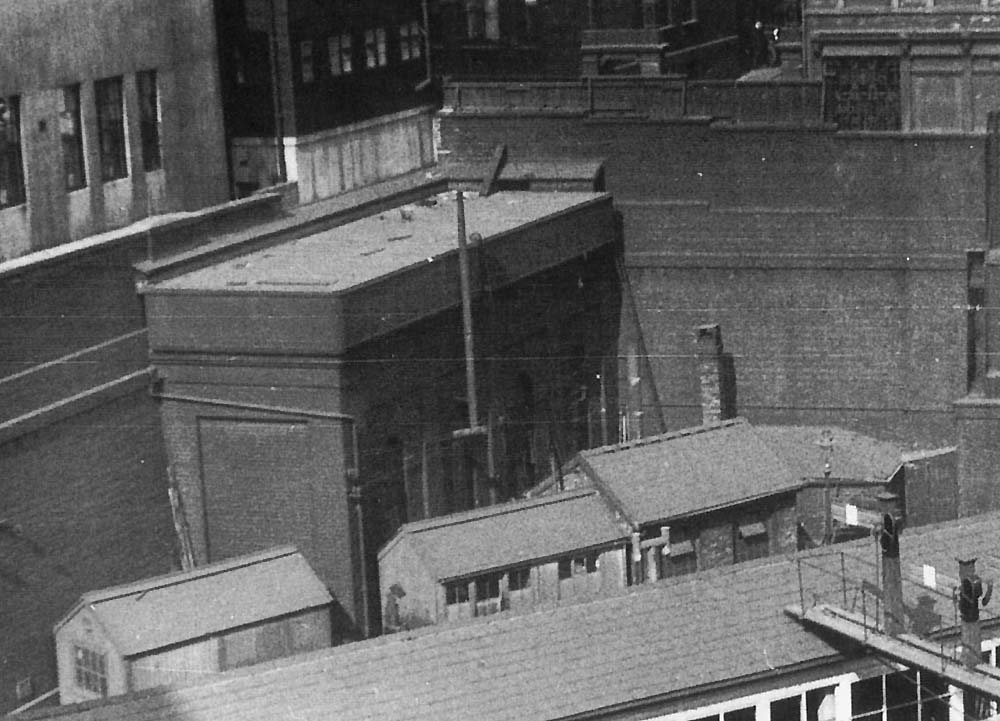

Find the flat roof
[[154, 191, 606, 293]]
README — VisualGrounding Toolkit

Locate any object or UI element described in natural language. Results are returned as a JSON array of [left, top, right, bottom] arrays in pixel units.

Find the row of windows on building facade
[[667, 641, 1000, 721], [440, 519, 770, 619], [296, 21, 424, 86], [0, 70, 161, 212]]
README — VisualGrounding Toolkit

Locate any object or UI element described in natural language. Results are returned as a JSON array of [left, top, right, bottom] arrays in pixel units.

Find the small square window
[[446, 580, 469, 605], [475, 573, 500, 600], [509, 567, 531, 591]]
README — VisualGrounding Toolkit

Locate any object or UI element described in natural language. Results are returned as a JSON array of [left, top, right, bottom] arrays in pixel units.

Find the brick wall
[[0, 389, 174, 713], [438, 113, 984, 445]]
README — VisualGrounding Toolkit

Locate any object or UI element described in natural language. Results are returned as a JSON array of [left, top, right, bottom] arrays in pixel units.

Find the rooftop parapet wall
[[444, 77, 825, 125]]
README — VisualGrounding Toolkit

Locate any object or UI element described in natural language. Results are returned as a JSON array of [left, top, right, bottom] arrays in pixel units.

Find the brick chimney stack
[[695, 324, 736, 425]]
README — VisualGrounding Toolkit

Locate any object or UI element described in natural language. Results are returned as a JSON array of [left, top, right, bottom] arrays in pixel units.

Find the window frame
[[0, 94, 26, 209], [73, 645, 109, 697], [136, 70, 162, 172], [94, 76, 128, 182], [328, 33, 354, 76], [365, 27, 388, 69], [60, 85, 87, 190], [445, 580, 470, 606], [400, 20, 422, 62]]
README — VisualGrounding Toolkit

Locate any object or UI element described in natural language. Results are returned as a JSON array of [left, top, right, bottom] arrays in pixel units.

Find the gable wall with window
[[0, 0, 227, 262], [54, 609, 128, 706]]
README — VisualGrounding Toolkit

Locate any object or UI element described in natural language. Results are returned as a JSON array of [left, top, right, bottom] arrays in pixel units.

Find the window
[[95, 76, 127, 181], [299, 40, 314, 84], [365, 28, 387, 69], [508, 566, 531, 592], [824, 57, 901, 131], [445, 580, 469, 605], [736, 520, 769, 562], [0, 95, 25, 208], [400, 21, 422, 61], [665, 535, 698, 577], [559, 553, 599, 579], [475, 572, 502, 616], [73, 645, 108, 696], [851, 671, 928, 721], [724, 708, 755, 721], [137, 70, 161, 172], [61, 85, 86, 190], [771, 696, 802, 721], [465, 0, 500, 40], [328, 33, 353, 75]]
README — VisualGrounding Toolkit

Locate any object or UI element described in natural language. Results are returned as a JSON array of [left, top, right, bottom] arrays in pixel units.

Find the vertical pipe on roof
[[456, 191, 479, 429]]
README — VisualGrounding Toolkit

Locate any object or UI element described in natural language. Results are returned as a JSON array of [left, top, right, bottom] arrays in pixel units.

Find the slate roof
[[55, 547, 332, 656], [577, 418, 803, 524], [380, 490, 628, 580], [573, 418, 904, 526], [154, 191, 606, 292], [753, 425, 903, 482], [25, 512, 1000, 721]]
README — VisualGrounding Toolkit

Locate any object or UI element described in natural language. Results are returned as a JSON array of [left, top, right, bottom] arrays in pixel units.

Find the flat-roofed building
[[139, 189, 624, 638]]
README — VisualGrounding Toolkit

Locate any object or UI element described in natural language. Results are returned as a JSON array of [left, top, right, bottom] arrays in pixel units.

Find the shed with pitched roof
[[53, 547, 332, 704]]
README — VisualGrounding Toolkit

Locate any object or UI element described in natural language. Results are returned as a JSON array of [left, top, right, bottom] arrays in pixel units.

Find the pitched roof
[[55, 547, 332, 656], [27, 512, 1000, 721], [577, 418, 803, 524], [573, 418, 906, 526], [753, 424, 903, 482], [381, 490, 628, 580]]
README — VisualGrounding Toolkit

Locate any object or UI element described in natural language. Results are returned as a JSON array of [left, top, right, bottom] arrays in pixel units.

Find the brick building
[[436, 80, 988, 447], [0, 0, 228, 261], [215, 0, 436, 202], [138, 188, 624, 639], [431, 0, 762, 78], [801, 0, 1000, 132], [21, 508, 1000, 721], [378, 415, 935, 631]]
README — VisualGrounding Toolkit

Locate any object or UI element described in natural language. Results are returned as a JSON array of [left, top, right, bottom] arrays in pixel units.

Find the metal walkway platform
[[786, 602, 1000, 696]]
